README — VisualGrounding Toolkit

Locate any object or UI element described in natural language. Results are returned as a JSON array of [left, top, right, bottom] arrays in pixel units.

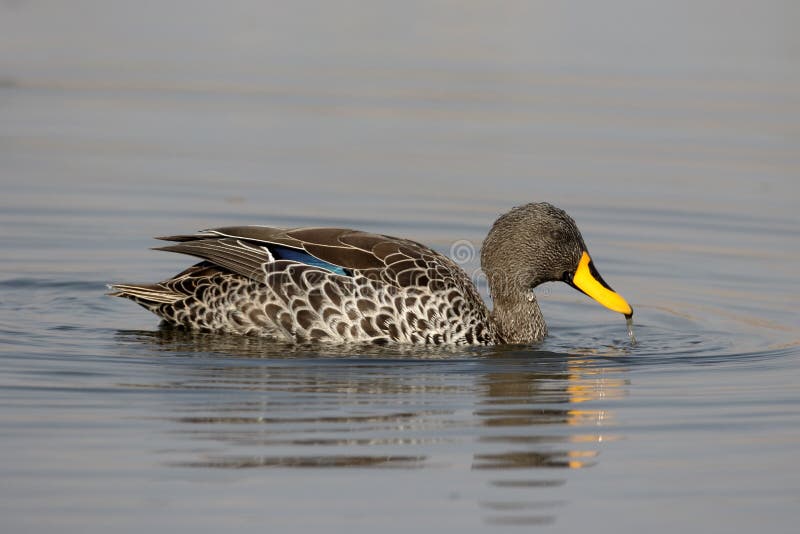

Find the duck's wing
[[155, 225, 469, 292]]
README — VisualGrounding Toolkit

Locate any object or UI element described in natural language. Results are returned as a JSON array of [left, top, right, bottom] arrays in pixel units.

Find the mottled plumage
[[110, 203, 632, 345]]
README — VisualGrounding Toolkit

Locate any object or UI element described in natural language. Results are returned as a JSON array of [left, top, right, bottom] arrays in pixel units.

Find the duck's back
[[110, 226, 496, 345]]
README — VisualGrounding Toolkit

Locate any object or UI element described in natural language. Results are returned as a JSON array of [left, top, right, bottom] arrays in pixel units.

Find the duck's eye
[[549, 229, 565, 241]]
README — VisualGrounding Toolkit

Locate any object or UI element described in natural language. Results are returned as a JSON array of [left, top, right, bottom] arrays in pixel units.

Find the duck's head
[[481, 202, 633, 318]]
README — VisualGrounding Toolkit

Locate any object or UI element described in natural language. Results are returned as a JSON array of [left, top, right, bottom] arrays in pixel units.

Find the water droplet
[[626, 316, 637, 345]]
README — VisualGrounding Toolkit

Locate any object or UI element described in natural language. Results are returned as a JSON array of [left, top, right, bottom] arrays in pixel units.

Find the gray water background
[[1, 1, 799, 532]]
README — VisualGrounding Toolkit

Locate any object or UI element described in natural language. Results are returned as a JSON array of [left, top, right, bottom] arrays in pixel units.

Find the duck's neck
[[489, 288, 547, 344]]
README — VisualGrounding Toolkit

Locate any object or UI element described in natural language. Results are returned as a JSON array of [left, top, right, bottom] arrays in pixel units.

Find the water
[[1, 2, 799, 532], [625, 316, 636, 345]]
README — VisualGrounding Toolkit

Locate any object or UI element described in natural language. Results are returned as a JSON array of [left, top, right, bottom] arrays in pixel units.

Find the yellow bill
[[570, 251, 633, 317]]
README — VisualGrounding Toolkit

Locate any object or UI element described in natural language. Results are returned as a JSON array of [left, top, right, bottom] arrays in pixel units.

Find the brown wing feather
[[210, 226, 304, 248], [157, 226, 303, 249], [286, 227, 354, 245], [338, 231, 391, 252], [302, 244, 385, 270], [154, 238, 271, 281], [154, 225, 472, 293]]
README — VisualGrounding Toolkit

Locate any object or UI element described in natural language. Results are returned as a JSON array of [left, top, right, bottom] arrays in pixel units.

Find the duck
[[109, 202, 632, 345]]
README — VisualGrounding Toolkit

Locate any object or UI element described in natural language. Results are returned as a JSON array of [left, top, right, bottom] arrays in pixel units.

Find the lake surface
[[1, 2, 799, 532]]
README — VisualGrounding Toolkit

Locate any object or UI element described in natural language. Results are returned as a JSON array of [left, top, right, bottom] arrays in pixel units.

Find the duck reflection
[[470, 352, 627, 525], [116, 327, 628, 526], [474, 357, 625, 471]]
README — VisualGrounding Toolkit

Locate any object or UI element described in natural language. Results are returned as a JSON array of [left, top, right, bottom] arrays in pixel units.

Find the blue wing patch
[[270, 244, 350, 276]]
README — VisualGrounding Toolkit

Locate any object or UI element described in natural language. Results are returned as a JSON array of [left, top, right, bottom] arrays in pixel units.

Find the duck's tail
[[107, 282, 183, 308]]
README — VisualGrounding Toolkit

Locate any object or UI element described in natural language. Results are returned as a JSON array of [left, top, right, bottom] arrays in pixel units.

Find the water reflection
[[471, 360, 625, 525], [117, 327, 628, 527], [176, 455, 425, 469]]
